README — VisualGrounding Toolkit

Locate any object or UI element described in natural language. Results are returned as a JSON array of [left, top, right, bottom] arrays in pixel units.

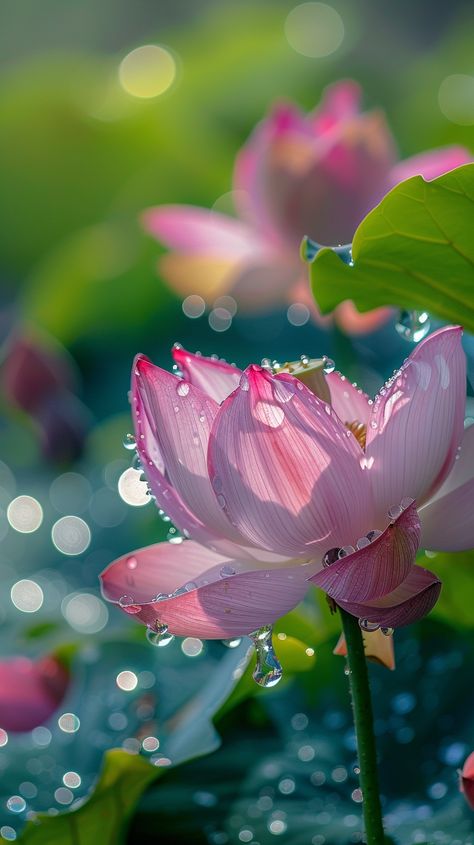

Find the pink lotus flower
[[0, 655, 69, 733], [461, 751, 474, 810], [101, 326, 472, 639], [143, 82, 470, 333]]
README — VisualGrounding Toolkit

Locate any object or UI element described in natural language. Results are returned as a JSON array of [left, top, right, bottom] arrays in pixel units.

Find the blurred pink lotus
[[461, 751, 474, 810], [143, 82, 470, 333], [101, 326, 472, 639], [0, 655, 69, 732]]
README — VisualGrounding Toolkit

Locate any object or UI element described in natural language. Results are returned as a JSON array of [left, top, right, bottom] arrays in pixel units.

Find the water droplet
[[167, 528, 183, 544], [131, 453, 141, 470], [250, 625, 283, 688], [261, 357, 273, 371], [222, 637, 242, 648], [220, 564, 236, 578], [359, 619, 380, 632], [212, 476, 223, 493], [370, 419, 378, 429], [366, 529, 382, 542], [146, 623, 174, 647], [381, 627, 394, 637], [338, 545, 355, 558], [216, 494, 226, 508], [388, 504, 403, 520], [395, 310, 431, 343], [173, 342, 182, 350], [176, 381, 190, 397], [239, 373, 249, 391], [323, 357, 335, 374], [126, 556, 138, 570], [323, 547, 341, 567], [356, 536, 370, 550], [400, 496, 414, 509], [123, 433, 136, 451], [118, 596, 141, 614]]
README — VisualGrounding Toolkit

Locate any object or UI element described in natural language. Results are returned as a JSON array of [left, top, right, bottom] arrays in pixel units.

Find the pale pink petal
[[334, 301, 393, 336], [172, 346, 242, 404], [0, 656, 69, 732], [208, 367, 374, 557], [390, 146, 471, 186], [337, 565, 441, 628], [134, 356, 243, 545], [142, 205, 264, 256], [419, 423, 474, 551], [326, 371, 371, 426], [311, 80, 362, 134], [101, 540, 315, 638], [366, 326, 466, 521], [310, 501, 420, 602], [334, 629, 395, 670]]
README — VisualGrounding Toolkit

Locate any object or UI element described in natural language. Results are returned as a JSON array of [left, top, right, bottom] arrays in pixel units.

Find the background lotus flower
[[1, 325, 90, 464], [101, 326, 471, 641], [0, 655, 69, 733], [143, 81, 471, 333], [461, 751, 474, 810]]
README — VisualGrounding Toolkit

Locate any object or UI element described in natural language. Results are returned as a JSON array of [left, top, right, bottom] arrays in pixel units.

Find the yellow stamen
[[345, 420, 367, 449]]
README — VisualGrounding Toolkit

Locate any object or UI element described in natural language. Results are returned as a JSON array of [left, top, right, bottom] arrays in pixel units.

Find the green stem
[[340, 608, 385, 845]]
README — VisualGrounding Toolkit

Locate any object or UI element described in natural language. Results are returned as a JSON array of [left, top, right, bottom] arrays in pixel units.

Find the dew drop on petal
[[123, 433, 136, 451], [176, 381, 190, 397], [388, 504, 403, 520], [220, 565, 236, 578], [239, 374, 249, 391], [323, 357, 335, 374], [118, 595, 141, 614], [223, 637, 242, 648], [366, 529, 382, 542], [381, 627, 394, 637], [356, 536, 371, 550], [250, 625, 283, 688], [338, 545, 355, 558], [323, 547, 341, 567], [400, 496, 414, 510]]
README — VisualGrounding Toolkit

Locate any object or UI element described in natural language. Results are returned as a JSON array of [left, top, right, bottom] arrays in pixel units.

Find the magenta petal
[[389, 146, 471, 186], [419, 424, 474, 551], [337, 565, 441, 628], [311, 80, 361, 134], [366, 326, 466, 521], [326, 371, 371, 426], [142, 205, 264, 256], [101, 540, 314, 638], [461, 751, 474, 810], [172, 346, 242, 404], [208, 366, 373, 557], [0, 655, 69, 732], [134, 356, 243, 545], [310, 501, 420, 602]]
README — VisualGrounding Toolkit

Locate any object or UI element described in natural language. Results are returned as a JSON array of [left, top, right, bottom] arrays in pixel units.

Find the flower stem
[[340, 608, 385, 845]]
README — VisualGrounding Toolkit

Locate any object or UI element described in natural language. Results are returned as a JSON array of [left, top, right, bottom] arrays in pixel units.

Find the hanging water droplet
[[216, 494, 226, 509], [395, 310, 431, 343], [220, 564, 236, 578], [300, 354, 310, 367], [250, 626, 283, 688], [261, 358, 273, 371], [222, 637, 242, 648], [240, 374, 249, 391], [323, 547, 341, 567], [323, 357, 335, 375], [132, 453, 141, 470], [338, 545, 355, 558], [359, 619, 380, 632], [146, 623, 174, 647], [366, 529, 382, 542], [370, 419, 378, 429], [123, 433, 136, 451], [381, 627, 394, 637], [344, 665, 351, 676], [167, 527, 183, 544], [118, 596, 141, 614], [400, 496, 414, 510]]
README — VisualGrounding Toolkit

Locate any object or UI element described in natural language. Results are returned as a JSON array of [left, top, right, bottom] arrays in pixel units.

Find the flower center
[[345, 419, 367, 449]]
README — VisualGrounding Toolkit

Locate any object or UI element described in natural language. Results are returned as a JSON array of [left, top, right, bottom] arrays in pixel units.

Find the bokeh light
[[61, 592, 108, 633], [58, 713, 81, 734], [118, 45, 177, 98], [7, 496, 43, 533], [287, 303, 310, 326], [116, 670, 138, 691], [51, 516, 91, 556], [10, 580, 44, 613], [438, 74, 474, 125], [182, 295, 206, 318], [208, 307, 232, 332], [284, 3, 344, 58]]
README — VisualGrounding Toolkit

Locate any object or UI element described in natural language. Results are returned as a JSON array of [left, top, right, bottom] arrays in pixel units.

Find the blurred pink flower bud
[[0, 655, 70, 732], [461, 751, 474, 810]]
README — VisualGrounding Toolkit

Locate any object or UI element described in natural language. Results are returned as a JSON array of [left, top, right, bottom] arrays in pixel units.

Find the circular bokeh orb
[[285, 2, 344, 58], [119, 45, 177, 99], [7, 496, 43, 533]]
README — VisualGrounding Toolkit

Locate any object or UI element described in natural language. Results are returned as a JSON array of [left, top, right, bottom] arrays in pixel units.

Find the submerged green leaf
[[307, 163, 474, 331]]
